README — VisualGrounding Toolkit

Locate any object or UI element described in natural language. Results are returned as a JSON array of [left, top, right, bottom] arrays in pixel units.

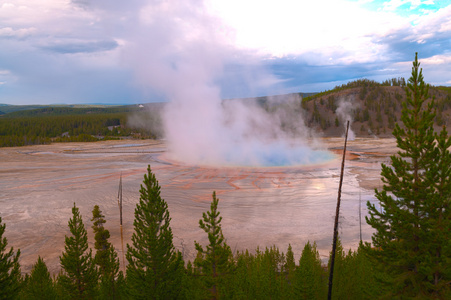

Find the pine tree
[[343, 242, 386, 300], [91, 205, 122, 299], [366, 53, 451, 297], [125, 165, 184, 299], [427, 126, 451, 295], [282, 244, 296, 298], [181, 260, 205, 300], [194, 191, 233, 299], [59, 203, 98, 299], [91, 205, 109, 271], [0, 216, 21, 299], [295, 241, 326, 299], [328, 239, 347, 300], [21, 256, 57, 300], [284, 244, 296, 277], [258, 246, 285, 298], [230, 250, 253, 298]]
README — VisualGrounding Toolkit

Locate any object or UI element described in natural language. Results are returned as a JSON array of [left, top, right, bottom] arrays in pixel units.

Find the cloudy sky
[[0, 0, 450, 105]]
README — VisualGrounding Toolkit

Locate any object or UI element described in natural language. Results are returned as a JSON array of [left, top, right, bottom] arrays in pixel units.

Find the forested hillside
[[0, 104, 163, 147], [302, 78, 451, 136], [3, 105, 138, 117], [1, 78, 451, 147]]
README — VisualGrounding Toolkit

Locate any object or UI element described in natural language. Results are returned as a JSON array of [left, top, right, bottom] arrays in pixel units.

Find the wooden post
[[328, 120, 350, 300], [118, 173, 126, 271], [359, 190, 362, 242]]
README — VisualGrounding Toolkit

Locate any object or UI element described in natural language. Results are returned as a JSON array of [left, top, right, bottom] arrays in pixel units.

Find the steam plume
[[165, 94, 332, 166], [336, 97, 357, 141], [121, 0, 333, 166]]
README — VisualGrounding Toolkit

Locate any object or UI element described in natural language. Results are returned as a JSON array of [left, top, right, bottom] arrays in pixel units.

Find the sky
[[0, 0, 450, 105]]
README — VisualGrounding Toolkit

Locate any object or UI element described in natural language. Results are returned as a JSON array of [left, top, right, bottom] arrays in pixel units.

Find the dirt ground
[[0, 137, 397, 274]]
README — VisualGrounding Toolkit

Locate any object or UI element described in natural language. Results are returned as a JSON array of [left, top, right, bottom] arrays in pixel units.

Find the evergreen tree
[[328, 239, 347, 300], [21, 256, 57, 300], [257, 246, 285, 298], [284, 244, 295, 275], [59, 203, 98, 299], [329, 246, 378, 300], [91, 205, 122, 299], [427, 126, 451, 294], [229, 246, 294, 299], [366, 53, 451, 297], [282, 244, 296, 297], [125, 165, 184, 299], [295, 241, 326, 299], [194, 191, 233, 299], [0, 217, 21, 299], [343, 242, 386, 300], [181, 260, 205, 300], [230, 250, 253, 299], [91, 205, 109, 271]]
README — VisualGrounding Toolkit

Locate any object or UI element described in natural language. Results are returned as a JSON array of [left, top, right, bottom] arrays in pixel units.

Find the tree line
[[1, 54, 450, 299], [303, 77, 451, 135], [0, 112, 158, 147], [3, 76, 451, 148]]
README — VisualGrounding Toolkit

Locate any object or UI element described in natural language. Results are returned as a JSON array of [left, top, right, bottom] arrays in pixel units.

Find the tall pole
[[359, 190, 362, 242], [118, 173, 126, 271], [119, 173, 123, 226], [328, 120, 350, 300]]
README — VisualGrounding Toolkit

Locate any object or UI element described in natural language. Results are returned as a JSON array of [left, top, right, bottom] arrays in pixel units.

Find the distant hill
[[300, 79, 451, 137], [0, 103, 164, 147], [221, 79, 450, 138], [0, 104, 53, 115], [225, 92, 317, 103], [0, 103, 166, 117], [0, 104, 130, 116], [1, 79, 450, 147]]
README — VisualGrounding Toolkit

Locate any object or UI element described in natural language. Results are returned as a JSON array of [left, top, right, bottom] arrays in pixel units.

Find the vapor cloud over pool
[[122, 0, 333, 167]]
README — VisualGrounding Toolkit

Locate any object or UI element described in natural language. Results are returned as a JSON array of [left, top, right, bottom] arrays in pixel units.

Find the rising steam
[[165, 94, 333, 166], [336, 97, 358, 141], [121, 0, 333, 167]]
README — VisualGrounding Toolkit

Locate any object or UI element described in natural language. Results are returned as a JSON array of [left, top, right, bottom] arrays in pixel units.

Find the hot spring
[[163, 94, 337, 168], [165, 140, 335, 167], [1, 138, 393, 274]]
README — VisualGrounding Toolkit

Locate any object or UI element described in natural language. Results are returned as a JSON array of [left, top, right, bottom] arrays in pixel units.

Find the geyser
[[164, 94, 335, 167], [336, 97, 358, 141], [122, 0, 333, 167]]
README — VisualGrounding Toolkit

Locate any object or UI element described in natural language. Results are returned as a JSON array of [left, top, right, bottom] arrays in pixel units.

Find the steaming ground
[[166, 139, 334, 167], [0, 138, 395, 274]]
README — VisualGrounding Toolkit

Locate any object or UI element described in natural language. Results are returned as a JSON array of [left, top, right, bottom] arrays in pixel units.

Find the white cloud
[[0, 68, 16, 86], [0, 0, 447, 65], [206, 0, 408, 63], [0, 0, 449, 104], [0, 0, 98, 40], [383, 0, 407, 11], [0, 26, 36, 37], [421, 54, 451, 65], [382, 0, 426, 11], [393, 53, 451, 86], [401, 5, 451, 44]]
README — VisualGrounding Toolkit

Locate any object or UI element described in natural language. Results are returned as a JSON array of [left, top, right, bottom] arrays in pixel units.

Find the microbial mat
[[0, 138, 396, 274]]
